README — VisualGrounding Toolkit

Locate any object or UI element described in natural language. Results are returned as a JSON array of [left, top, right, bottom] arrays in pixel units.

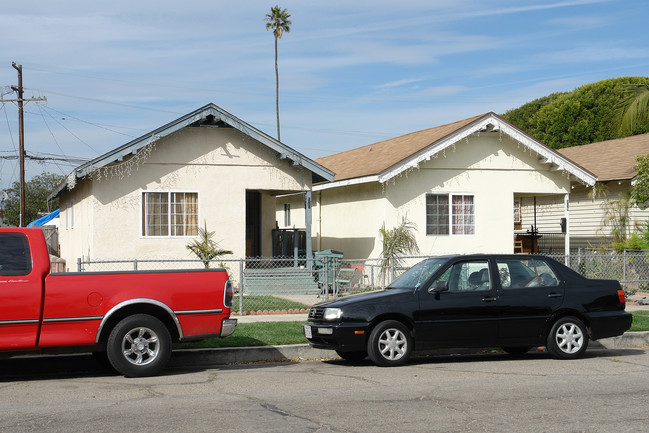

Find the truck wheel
[[546, 316, 589, 359], [107, 314, 171, 377], [367, 320, 412, 367]]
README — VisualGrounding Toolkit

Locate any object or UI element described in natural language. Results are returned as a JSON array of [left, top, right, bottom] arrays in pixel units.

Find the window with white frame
[[426, 193, 475, 236], [142, 191, 198, 237]]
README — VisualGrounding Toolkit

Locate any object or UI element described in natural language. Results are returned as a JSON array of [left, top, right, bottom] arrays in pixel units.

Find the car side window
[[497, 259, 558, 289], [435, 260, 491, 292], [0, 233, 32, 276]]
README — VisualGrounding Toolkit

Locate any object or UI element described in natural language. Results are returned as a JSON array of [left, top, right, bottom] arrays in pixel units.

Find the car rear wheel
[[367, 320, 412, 367], [546, 316, 589, 359], [335, 350, 367, 362], [107, 314, 171, 377]]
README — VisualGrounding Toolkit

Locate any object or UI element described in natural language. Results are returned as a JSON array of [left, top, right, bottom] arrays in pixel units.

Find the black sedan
[[304, 255, 632, 366]]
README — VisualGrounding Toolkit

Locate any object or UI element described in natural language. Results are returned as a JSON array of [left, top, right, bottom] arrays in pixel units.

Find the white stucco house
[[278, 113, 598, 260], [522, 132, 649, 250], [50, 103, 334, 268]]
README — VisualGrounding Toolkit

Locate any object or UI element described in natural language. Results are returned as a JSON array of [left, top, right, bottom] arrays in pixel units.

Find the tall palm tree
[[265, 5, 291, 141], [618, 83, 649, 135]]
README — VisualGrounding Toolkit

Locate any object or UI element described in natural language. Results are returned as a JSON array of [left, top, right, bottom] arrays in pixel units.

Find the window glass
[[497, 259, 558, 289], [142, 191, 198, 237], [0, 233, 32, 276], [171, 192, 198, 236], [451, 195, 475, 235], [390, 258, 446, 289], [426, 194, 449, 235], [426, 193, 475, 236], [434, 260, 490, 292]]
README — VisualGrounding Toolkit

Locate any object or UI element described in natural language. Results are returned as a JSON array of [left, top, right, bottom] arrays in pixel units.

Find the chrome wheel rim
[[377, 328, 408, 361], [122, 326, 160, 366], [555, 322, 584, 354]]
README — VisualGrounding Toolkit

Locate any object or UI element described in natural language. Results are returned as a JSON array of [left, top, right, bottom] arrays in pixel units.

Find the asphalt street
[[1, 348, 648, 432]]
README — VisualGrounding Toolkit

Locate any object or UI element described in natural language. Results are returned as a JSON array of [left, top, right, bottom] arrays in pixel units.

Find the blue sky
[[1, 0, 648, 190]]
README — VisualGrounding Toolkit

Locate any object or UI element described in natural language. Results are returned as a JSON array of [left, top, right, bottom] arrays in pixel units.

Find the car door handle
[[548, 293, 563, 298], [482, 296, 497, 302]]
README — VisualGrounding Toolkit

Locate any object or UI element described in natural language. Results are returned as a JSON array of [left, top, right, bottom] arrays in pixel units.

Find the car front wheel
[[107, 314, 172, 377], [367, 320, 413, 367], [546, 316, 589, 359]]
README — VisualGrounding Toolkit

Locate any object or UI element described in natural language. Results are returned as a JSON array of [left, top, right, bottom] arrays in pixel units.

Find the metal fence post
[[77, 257, 82, 272], [623, 250, 627, 284], [239, 259, 244, 314]]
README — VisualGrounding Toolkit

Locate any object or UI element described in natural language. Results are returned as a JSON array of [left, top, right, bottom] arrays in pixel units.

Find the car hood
[[312, 287, 413, 308]]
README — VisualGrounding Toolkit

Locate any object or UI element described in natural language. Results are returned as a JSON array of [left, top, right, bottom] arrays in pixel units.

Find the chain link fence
[[75, 250, 649, 315]]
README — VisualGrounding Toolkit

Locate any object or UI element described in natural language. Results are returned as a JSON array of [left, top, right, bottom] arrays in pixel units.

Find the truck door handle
[[482, 296, 497, 302], [548, 293, 563, 298]]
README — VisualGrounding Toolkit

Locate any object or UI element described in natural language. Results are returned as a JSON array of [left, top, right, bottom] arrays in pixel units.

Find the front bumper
[[303, 321, 370, 352], [221, 318, 238, 338]]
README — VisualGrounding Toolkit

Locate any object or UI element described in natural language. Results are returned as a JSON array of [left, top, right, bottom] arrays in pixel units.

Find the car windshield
[[389, 258, 447, 289]]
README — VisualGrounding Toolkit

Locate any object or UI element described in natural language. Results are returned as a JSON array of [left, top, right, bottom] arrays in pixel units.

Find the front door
[[415, 259, 499, 348], [245, 190, 261, 257], [0, 232, 42, 349]]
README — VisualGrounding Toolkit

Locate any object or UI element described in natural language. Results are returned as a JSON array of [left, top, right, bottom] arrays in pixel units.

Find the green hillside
[[501, 77, 649, 149]]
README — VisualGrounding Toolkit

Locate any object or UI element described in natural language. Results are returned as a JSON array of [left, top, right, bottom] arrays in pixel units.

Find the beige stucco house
[[521, 132, 649, 250], [278, 113, 597, 260], [51, 104, 334, 268]]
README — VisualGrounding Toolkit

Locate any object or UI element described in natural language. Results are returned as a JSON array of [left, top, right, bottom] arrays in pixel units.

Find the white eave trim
[[379, 113, 597, 186], [313, 175, 380, 191]]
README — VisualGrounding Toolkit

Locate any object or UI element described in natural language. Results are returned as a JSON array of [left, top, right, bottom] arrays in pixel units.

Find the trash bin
[[314, 250, 343, 293]]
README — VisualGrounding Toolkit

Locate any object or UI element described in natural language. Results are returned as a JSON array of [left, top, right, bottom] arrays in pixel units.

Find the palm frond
[[617, 83, 649, 134], [186, 222, 233, 268]]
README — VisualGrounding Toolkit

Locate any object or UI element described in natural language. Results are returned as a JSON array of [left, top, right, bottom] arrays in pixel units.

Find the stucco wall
[[313, 133, 571, 259], [59, 127, 311, 265]]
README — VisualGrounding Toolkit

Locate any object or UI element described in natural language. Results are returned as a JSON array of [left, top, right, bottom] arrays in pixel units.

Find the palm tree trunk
[[274, 36, 280, 141]]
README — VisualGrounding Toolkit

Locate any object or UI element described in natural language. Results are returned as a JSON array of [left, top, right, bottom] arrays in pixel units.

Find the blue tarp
[[27, 209, 60, 227]]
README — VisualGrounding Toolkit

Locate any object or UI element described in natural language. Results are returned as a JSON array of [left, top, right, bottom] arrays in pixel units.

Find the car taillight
[[618, 289, 626, 304], [224, 280, 233, 308]]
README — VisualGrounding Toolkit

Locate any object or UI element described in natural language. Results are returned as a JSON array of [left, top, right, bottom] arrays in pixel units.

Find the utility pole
[[1, 63, 46, 226]]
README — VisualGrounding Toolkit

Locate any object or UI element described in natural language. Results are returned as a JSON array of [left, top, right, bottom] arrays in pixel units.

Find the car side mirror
[[429, 280, 449, 293]]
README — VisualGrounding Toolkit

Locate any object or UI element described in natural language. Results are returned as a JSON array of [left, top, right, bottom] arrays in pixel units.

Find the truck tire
[[107, 314, 172, 377]]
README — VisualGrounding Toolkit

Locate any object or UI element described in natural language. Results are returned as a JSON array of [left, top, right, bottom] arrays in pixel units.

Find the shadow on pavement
[[324, 347, 647, 367]]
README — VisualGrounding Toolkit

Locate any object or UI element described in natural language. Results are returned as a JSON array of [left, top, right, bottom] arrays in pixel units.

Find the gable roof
[[557, 133, 649, 182], [51, 103, 334, 198], [314, 112, 596, 190]]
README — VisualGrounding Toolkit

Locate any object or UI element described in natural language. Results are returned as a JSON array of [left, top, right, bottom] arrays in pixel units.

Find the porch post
[[305, 191, 313, 270], [564, 193, 570, 263]]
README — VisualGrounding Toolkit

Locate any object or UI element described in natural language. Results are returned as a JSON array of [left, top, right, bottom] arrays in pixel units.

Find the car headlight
[[323, 307, 342, 320]]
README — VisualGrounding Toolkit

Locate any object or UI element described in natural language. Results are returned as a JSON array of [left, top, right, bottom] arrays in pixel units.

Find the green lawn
[[630, 310, 649, 332], [174, 321, 307, 349], [174, 311, 649, 350], [231, 295, 311, 314]]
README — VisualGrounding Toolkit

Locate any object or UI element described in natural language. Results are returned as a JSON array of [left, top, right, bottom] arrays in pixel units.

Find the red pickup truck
[[0, 227, 237, 377]]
